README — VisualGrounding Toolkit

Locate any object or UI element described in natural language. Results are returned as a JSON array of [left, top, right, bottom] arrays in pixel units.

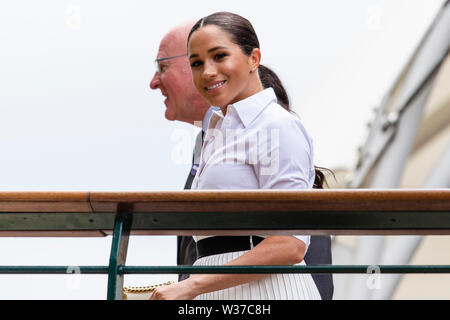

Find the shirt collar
[[202, 106, 221, 132], [208, 88, 277, 129], [231, 88, 277, 127]]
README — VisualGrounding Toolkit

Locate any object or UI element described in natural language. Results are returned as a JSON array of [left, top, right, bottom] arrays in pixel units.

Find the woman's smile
[[205, 80, 227, 92]]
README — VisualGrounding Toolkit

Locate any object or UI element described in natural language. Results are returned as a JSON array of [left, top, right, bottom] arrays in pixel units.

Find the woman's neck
[[220, 78, 264, 116]]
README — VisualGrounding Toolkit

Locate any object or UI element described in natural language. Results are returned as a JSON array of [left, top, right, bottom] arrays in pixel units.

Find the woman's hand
[[149, 279, 197, 300], [151, 236, 306, 299]]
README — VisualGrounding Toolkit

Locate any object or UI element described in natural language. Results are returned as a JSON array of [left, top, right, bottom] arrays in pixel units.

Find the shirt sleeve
[[254, 116, 314, 189], [294, 235, 310, 252], [253, 116, 314, 255]]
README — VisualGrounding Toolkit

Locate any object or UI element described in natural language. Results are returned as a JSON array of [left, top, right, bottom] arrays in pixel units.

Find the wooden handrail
[[1, 189, 449, 300], [0, 189, 449, 237], [0, 189, 448, 213], [89, 189, 450, 212], [0, 192, 91, 213]]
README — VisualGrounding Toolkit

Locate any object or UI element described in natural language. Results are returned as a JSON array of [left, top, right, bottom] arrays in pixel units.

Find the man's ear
[[249, 48, 261, 72]]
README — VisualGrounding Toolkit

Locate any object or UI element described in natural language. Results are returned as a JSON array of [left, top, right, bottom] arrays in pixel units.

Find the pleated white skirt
[[193, 250, 321, 300]]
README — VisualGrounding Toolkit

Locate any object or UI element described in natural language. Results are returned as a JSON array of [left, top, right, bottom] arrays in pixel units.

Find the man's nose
[[150, 72, 160, 90]]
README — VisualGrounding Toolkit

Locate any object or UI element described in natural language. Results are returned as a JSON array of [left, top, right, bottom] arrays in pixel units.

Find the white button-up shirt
[[192, 88, 315, 249]]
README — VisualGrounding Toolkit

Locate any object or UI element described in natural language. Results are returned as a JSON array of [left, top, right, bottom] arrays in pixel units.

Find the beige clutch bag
[[122, 281, 175, 300]]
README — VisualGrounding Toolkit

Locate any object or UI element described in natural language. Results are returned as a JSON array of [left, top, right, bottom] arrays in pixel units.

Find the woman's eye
[[214, 53, 227, 60], [190, 60, 202, 68]]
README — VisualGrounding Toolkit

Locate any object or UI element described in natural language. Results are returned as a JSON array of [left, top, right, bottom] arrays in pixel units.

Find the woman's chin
[[204, 96, 227, 109]]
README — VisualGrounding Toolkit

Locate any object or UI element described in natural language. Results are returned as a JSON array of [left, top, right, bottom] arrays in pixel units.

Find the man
[[150, 21, 209, 282], [150, 21, 334, 300]]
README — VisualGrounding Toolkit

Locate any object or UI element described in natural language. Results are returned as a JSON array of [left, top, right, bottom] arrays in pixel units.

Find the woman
[[151, 12, 323, 300]]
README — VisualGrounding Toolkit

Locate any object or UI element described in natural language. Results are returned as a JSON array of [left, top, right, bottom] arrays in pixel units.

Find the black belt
[[196, 236, 265, 259]]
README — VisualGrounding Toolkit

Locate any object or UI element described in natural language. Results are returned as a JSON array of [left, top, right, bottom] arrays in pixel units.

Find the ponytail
[[258, 65, 290, 110], [258, 64, 333, 189]]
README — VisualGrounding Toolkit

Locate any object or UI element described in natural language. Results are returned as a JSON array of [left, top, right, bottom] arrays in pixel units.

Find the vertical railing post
[[107, 203, 133, 300]]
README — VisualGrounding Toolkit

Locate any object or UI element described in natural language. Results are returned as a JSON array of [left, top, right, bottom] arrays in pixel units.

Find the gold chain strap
[[123, 281, 174, 293]]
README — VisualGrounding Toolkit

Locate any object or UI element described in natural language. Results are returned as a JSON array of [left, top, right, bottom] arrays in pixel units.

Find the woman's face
[[188, 25, 260, 108]]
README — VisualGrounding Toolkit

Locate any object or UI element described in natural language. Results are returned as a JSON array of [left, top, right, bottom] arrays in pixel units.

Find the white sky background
[[0, 0, 443, 299]]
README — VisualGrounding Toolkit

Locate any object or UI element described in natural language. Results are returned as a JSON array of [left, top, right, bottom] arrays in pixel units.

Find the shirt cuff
[[293, 235, 310, 254]]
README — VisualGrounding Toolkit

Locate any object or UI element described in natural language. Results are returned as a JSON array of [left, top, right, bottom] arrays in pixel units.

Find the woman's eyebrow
[[208, 46, 227, 53], [189, 46, 228, 59]]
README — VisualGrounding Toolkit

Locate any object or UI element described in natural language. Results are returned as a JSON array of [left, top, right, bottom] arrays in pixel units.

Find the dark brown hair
[[258, 65, 290, 110], [189, 12, 332, 188], [259, 65, 333, 189], [188, 12, 259, 56]]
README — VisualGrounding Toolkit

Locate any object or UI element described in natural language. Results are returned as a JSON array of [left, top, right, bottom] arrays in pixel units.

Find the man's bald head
[[159, 21, 194, 59], [150, 21, 209, 124]]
